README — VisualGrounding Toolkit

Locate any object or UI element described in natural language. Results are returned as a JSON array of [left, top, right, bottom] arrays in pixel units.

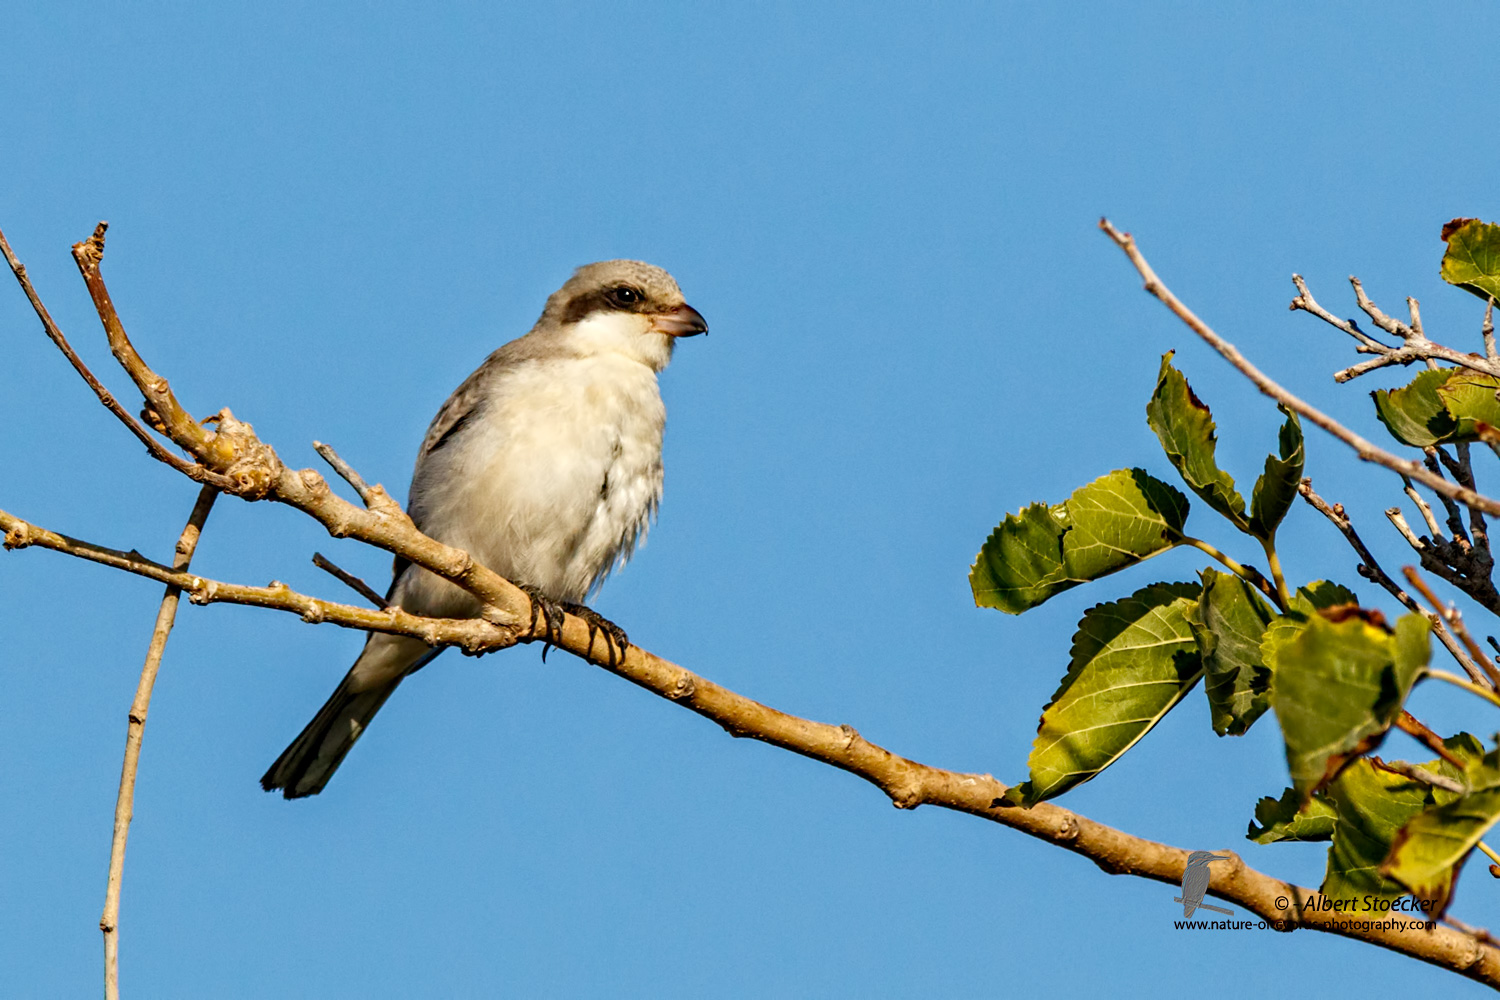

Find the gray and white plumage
[[262, 260, 706, 798]]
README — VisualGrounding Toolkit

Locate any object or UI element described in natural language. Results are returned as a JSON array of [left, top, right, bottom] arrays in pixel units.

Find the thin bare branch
[[1403, 567, 1500, 689], [1371, 757, 1466, 795], [312, 552, 389, 609], [1446, 913, 1500, 949], [1452, 443, 1492, 565], [0, 224, 232, 487], [1353, 276, 1416, 341], [1402, 476, 1446, 540], [1407, 298, 1426, 340], [58, 224, 535, 632], [1289, 274, 1388, 352], [1395, 711, 1469, 771], [313, 441, 375, 506], [1485, 298, 1496, 362], [101, 485, 217, 1000], [1292, 275, 1500, 383], [1098, 219, 1500, 519], [0, 507, 515, 652], [1424, 450, 1469, 544], [1299, 482, 1484, 683]]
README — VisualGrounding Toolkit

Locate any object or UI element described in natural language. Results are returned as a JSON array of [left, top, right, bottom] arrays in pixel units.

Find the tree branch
[[0, 224, 232, 487], [312, 552, 390, 609], [1099, 219, 1500, 519], [8, 222, 1500, 988], [5, 503, 1499, 986], [101, 485, 217, 1000], [1297, 480, 1486, 685]]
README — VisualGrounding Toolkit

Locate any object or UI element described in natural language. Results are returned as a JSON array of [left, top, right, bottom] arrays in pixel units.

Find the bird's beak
[[651, 303, 708, 337]]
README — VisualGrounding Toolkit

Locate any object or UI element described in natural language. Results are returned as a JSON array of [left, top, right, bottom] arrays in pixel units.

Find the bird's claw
[[520, 584, 565, 659], [561, 602, 629, 667]]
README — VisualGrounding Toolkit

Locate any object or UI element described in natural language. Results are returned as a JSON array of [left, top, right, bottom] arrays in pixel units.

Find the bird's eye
[[608, 286, 643, 307]]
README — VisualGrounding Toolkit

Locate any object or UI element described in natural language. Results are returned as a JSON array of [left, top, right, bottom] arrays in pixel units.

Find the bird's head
[[1186, 851, 1231, 868], [542, 260, 707, 371]]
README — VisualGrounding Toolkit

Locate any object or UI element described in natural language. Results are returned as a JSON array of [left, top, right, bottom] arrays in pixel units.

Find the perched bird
[[261, 260, 707, 798]]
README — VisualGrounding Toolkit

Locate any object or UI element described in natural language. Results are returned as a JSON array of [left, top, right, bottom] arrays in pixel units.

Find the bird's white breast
[[402, 315, 669, 614]]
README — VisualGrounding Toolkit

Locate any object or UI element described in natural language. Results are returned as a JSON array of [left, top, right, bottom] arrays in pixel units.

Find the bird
[[260, 260, 707, 799], [1176, 851, 1233, 917]]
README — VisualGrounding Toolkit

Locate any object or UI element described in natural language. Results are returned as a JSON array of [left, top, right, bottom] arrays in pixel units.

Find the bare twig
[[1424, 450, 1469, 544], [1484, 298, 1496, 362], [0, 507, 513, 652], [1452, 444, 1490, 546], [1402, 476, 1446, 540], [1098, 219, 1500, 519], [57, 225, 532, 630], [1289, 275, 1388, 352], [1370, 757, 1466, 795], [1353, 277, 1416, 341], [1407, 298, 1426, 340], [101, 484, 218, 1000], [1403, 567, 1500, 689], [0, 224, 232, 487], [1294, 274, 1500, 383], [312, 552, 389, 609], [1386, 507, 1428, 550], [1297, 481, 1484, 683], [313, 441, 375, 506], [1395, 711, 1469, 771]]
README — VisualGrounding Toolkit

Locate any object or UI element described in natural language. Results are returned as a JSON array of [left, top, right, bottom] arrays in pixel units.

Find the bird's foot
[[519, 584, 565, 656], [560, 602, 629, 667]]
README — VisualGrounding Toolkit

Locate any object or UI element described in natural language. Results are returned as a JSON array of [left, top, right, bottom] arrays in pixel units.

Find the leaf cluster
[[971, 225, 1500, 919]]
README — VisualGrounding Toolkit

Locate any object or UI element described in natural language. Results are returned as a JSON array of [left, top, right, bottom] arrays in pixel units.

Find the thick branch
[[4, 506, 1498, 984]]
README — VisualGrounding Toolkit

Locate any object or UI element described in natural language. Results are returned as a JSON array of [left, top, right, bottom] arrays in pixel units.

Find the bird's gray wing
[[391, 335, 554, 588], [416, 334, 558, 461], [418, 363, 489, 461]]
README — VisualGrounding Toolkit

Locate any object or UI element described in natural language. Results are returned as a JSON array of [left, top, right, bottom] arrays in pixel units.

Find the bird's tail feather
[[260, 676, 401, 798]]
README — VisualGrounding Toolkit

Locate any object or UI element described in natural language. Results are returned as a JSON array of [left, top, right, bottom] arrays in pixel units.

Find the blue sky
[[4, 3, 1500, 996]]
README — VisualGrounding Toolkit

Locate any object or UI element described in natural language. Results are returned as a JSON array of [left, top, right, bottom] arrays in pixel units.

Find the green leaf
[[1147, 352, 1249, 531], [1006, 582, 1203, 805], [1372, 368, 1458, 447], [1435, 370, 1500, 439], [970, 469, 1189, 614], [1247, 787, 1337, 844], [1187, 568, 1274, 736], [1259, 581, 1360, 680], [1323, 758, 1433, 902], [1371, 366, 1500, 447], [1432, 732, 1490, 804], [1383, 746, 1500, 918], [1440, 218, 1500, 303], [1248, 408, 1304, 541], [1271, 610, 1429, 801]]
